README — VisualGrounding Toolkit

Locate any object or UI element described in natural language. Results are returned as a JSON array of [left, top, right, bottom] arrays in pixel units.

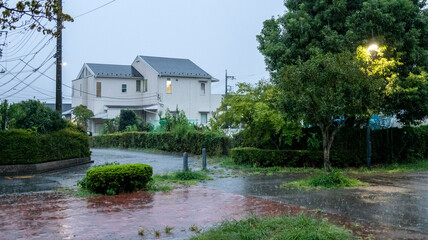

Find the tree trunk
[[320, 124, 337, 172]]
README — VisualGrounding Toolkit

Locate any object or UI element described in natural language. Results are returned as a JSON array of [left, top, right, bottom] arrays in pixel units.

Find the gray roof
[[86, 63, 143, 78], [139, 56, 212, 79], [44, 103, 72, 112]]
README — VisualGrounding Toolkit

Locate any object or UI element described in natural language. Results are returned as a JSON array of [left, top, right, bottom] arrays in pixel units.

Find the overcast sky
[[0, 0, 285, 103]]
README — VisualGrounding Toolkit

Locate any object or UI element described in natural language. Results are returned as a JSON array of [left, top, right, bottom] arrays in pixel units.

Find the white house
[[71, 55, 222, 135]]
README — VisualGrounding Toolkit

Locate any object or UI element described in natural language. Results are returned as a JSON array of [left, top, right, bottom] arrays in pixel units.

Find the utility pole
[[225, 69, 235, 96], [55, 0, 63, 112]]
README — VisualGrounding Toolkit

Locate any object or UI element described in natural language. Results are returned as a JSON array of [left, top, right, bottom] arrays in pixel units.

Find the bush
[[118, 110, 137, 131], [90, 131, 232, 156], [79, 163, 153, 195], [7, 100, 66, 134], [0, 128, 90, 165]]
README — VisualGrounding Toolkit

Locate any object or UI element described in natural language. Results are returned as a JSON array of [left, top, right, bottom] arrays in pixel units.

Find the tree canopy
[[0, 0, 73, 35], [72, 104, 93, 129], [279, 52, 382, 170], [257, 0, 428, 124], [213, 81, 300, 149]]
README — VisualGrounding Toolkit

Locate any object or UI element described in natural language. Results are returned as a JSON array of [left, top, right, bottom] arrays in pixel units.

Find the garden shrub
[[90, 131, 232, 156], [0, 128, 90, 165], [7, 100, 67, 134], [80, 163, 153, 195]]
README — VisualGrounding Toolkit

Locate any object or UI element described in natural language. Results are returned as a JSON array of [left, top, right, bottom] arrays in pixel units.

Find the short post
[[183, 152, 188, 171], [202, 148, 207, 170]]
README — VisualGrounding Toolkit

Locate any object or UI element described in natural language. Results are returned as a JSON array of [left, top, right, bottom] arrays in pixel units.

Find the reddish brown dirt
[[0, 186, 425, 240]]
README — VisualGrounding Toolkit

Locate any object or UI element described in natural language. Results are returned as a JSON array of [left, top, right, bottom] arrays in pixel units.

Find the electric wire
[[73, 0, 117, 19]]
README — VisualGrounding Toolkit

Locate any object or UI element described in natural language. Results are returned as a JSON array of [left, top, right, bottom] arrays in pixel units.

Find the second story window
[[136, 80, 141, 92], [96, 82, 101, 98], [166, 78, 172, 94], [143, 79, 148, 92], [200, 82, 206, 95], [80, 84, 82, 96], [122, 84, 127, 93]]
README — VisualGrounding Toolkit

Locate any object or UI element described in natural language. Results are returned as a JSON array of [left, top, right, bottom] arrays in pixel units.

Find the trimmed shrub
[[0, 128, 91, 165], [90, 131, 232, 156], [80, 163, 153, 195]]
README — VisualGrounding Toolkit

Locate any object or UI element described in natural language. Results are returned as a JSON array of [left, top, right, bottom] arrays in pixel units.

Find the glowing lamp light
[[367, 44, 379, 53]]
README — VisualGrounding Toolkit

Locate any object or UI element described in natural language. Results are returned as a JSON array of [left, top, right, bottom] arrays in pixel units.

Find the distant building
[[71, 55, 222, 135], [44, 103, 72, 113]]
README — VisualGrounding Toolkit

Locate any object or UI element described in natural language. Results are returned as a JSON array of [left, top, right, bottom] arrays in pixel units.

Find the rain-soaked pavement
[[0, 149, 201, 194], [1, 148, 428, 239]]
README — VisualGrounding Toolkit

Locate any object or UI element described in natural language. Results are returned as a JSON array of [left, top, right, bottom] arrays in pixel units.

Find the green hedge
[[231, 147, 323, 168], [231, 147, 367, 168], [80, 163, 153, 195], [90, 131, 232, 156], [291, 126, 428, 165], [0, 129, 91, 165]]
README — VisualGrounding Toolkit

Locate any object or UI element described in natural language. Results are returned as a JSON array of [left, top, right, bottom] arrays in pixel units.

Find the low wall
[[0, 157, 93, 176]]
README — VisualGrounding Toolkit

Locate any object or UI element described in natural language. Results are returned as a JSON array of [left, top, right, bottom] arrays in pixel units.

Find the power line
[[0, 48, 55, 94], [74, 0, 117, 19], [1, 62, 55, 99]]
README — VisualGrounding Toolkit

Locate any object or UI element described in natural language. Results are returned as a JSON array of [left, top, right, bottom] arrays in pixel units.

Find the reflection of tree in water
[[85, 191, 154, 212]]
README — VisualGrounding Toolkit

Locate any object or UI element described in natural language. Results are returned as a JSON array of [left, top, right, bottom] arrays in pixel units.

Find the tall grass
[[190, 214, 352, 240]]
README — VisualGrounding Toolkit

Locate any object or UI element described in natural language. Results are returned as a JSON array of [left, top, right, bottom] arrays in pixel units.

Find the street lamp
[[366, 43, 379, 171]]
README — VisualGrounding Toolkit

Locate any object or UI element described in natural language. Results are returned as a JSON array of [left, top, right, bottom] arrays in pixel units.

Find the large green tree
[[72, 104, 93, 130], [214, 81, 300, 149], [0, 0, 73, 35], [279, 52, 381, 171], [258, 0, 428, 124]]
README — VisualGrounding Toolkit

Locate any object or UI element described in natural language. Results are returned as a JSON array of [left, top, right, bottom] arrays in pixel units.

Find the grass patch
[[190, 214, 352, 240], [347, 159, 428, 173], [282, 170, 367, 189], [148, 170, 213, 192], [220, 156, 319, 174]]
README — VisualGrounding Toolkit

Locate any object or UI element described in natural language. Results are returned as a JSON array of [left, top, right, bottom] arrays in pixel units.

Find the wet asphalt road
[[1, 148, 428, 238], [201, 171, 428, 235], [0, 149, 201, 194]]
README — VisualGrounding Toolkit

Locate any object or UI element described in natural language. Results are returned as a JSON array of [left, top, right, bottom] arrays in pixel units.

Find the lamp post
[[366, 43, 378, 170]]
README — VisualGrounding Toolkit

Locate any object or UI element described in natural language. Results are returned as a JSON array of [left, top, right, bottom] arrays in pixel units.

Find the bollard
[[202, 148, 207, 170], [183, 152, 188, 171]]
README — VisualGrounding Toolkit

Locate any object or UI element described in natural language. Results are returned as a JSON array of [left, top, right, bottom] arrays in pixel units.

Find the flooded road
[[1, 149, 427, 239], [201, 171, 428, 236], [0, 149, 200, 194], [1, 186, 424, 240]]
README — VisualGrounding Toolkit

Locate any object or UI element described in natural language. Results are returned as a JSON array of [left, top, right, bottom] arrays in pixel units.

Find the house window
[[200, 82, 206, 95], [201, 113, 207, 124], [136, 80, 141, 92], [72, 86, 74, 97], [79, 84, 82, 96], [143, 79, 148, 92], [122, 84, 127, 93], [96, 82, 101, 98], [166, 78, 172, 93]]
